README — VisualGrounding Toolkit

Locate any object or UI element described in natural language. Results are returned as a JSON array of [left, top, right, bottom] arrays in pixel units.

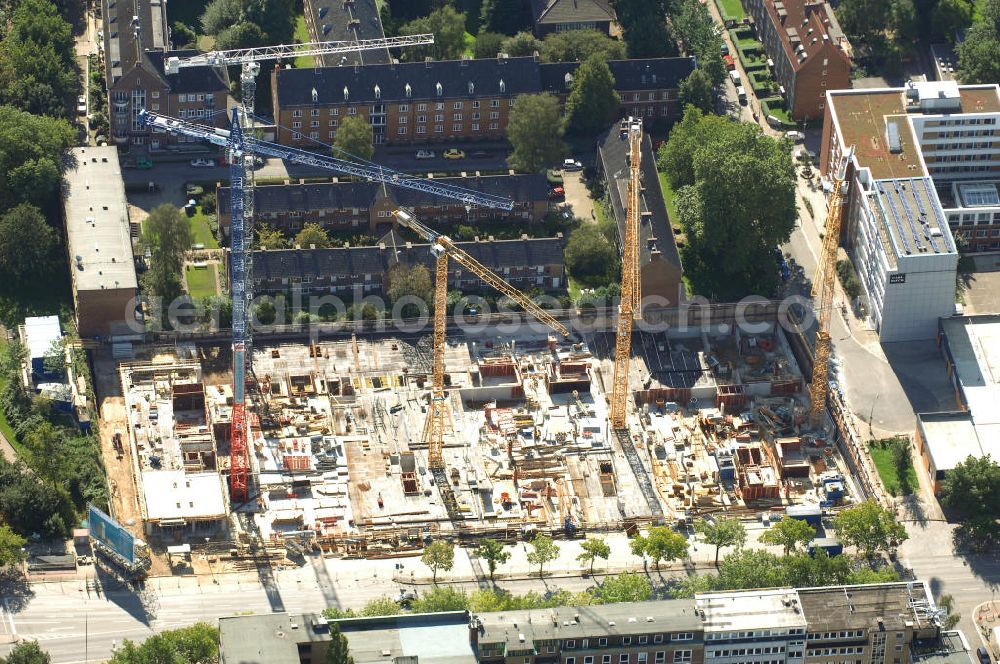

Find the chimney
[[425, 56, 433, 68]]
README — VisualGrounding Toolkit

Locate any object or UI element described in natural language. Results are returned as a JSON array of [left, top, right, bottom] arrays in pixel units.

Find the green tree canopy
[[670, 0, 726, 85], [507, 93, 566, 172], [386, 263, 434, 308], [831, 501, 908, 560], [200, 0, 241, 34], [0, 523, 27, 567], [214, 21, 267, 50], [473, 31, 506, 58], [501, 31, 542, 57], [0, 204, 61, 303], [421, 539, 455, 583], [0, 106, 74, 213], [411, 585, 469, 612], [929, 0, 972, 42], [564, 224, 620, 287], [759, 515, 817, 554], [172, 22, 199, 49], [577, 536, 611, 575], [678, 69, 716, 114], [325, 623, 355, 664], [564, 54, 620, 135], [480, 0, 532, 35], [613, 0, 676, 57], [957, 21, 1000, 84], [141, 204, 193, 305], [540, 29, 626, 63], [593, 571, 652, 603], [0, 641, 51, 664], [632, 526, 688, 569], [663, 105, 797, 299], [526, 535, 560, 576], [295, 223, 332, 249], [696, 517, 747, 565], [475, 538, 511, 581], [256, 224, 289, 249], [109, 622, 218, 664], [400, 6, 468, 61], [333, 115, 375, 162], [0, 0, 77, 118], [360, 596, 402, 617], [939, 454, 1000, 518]]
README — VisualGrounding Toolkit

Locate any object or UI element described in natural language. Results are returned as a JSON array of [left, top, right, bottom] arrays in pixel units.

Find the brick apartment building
[[248, 235, 567, 298], [820, 81, 1000, 338], [270, 55, 694, 146], [100, 0, 230, 148], [744, 0, 851, 121], [217, 174, 551, 239], [530, 0, 617, 36], [218, 583, 966, 664]]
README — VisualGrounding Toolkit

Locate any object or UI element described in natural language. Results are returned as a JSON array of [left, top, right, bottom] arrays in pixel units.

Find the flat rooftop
[[829, 90, 925, 180], [141, 470, 227, 522], [220, 613, 332, 664], [797, 582, 936, 632], [912, 631, 977, 664], [941, 315, 1000, 426], [917, 412, 982, 474], [477, 601, 700, 646], [339, 613, 475, 664], [873, 177, 955, 257], [63, 147, 137, 292], [696, 589, 806, 632]]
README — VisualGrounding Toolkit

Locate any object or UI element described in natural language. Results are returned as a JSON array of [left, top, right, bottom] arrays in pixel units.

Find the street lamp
[[868, 392, 880, 440]]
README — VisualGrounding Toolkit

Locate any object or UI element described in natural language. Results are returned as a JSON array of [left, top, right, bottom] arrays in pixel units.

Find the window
[[489, 122, 498, 129], [309, 131, 318, 139], [435, 125, 443, 133], [328, 131, 335, 138], [453, 113, 463, 121], [399, 104, 409, 112], [399, 116, 407, 124], [599, 639, 608, 647], [198, 94, 205, 101], [417, 126, 426, 134], [490, 111, 500, 119], [653, 635, 663, 644], [179, 94, 187, 103], [452, 123, 462, 131], [292, 121, 301, 128], [566, 658, 575, 664], [584, 658, 593, 664], [638, 656, 647, 664], [672, 652, 692, 663], [151, 91, 160, 99], [417, 115, 426, 123], [292, 109, 302, 117], [293, 132, 301, 139], [435, 114, 444, 122], [330, 108, 339, 116], [602, 657, 611, 664], [566, 641, 576, 649], [151, 103, 159, 111], [619, 656, 629, 664], [654, 654, 665, 664], [311, 109, 319, 116], [472, 112, 480, 120], [473, 100, 480, 108], [435, 102, 444, 110], [398, 127, 407, 134], [329, 119, 338, 127], [491, 99, 500, 107], [417, 103, 427, 111], [582, 641, 589, 649], [310, 121, 319, 128], [453, 101, 463, 109], [639, 637, 648, 645], [348, 107, 357, 115], [472, 123, 480, 131], [623, 638, 632, 646], [672, 634, 693, 642]]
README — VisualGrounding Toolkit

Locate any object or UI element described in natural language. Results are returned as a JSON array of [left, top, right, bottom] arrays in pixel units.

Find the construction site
[[102, 314, 857, 574]]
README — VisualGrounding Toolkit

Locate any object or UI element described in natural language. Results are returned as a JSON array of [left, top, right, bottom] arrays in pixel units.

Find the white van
[[736, 86, 747, 103], [729, 70, 741, 84]]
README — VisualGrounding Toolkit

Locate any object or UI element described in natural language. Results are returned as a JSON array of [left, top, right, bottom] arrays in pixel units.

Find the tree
[[1, 641, 51, 664], [714, 548, 787, 590], [141, 204, 193, 304], [831, 501, 908, 561], [671, 0, 726, 86], [929, 0, 972, 43], [386, 263, 434, 309], [526, 535, 560, 577], [760, 515, 816, 555], [696, 518, 747, 565], [200, 0, 241, 35], [0, 106, 73, 214], [410, 586, 469, 612], [665, 106, 797, 299], [475, 538, 510, 581], [41, 338, 65, 376], [109, 623, 218, 664], [0, 205, 61, 302], [540, 29, 626, 63], [501, 31, 542, 57], [172, 22, 199, 49], [243, 0, 297, 44], [360, 596, 402, 617], [325, 623, 355, 664], [399, 6, 467, 61], [577, 537, 611, 576], [0, 524, 26, 567], [593, 572, 652, 603], [480, 0, 532, 35], [957, 23, 1000, 84], [507, 93, 566, 173], [214, 21, 267, 50], [474, 31, 506, 58], [564, 54, 620, 135], [939, 454, 1000, 518], [613, 0, 676, 57], [0, 0, 78, 118], [256, 224, 288, 249], [295, 223, 331, 249], [836, 0, 890, 42], [781, 550, 852, 588], [640, 526, 688, 569], [565, 225, 619, 286], [678, 69, 715, 114], [421, 539, 455, 583], [937, 594, 962, 630], [333, 115, 375, 161]]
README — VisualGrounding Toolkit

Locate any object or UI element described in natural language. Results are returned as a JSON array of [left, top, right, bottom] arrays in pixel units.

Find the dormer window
[[499, 79, 506, 94], [405, 83, 412, 97], [374, 84, 381, 99], [343, 86, 349, 101], [311, 87, 318, 102], [436, 82, 443, 96], [468, 81, 474, 95]]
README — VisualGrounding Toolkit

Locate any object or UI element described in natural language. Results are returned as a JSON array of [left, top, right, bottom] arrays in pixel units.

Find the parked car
[[977, 648, 991, 664], [77, 95, 87, 115], [549, 186, 565, 199], [135, 156, 153, 169], [729, 70, 741, 84], [415, 149, 435, 159], [563, 158, 583, 171], [190, 158, 214, 168], [443, 148, 465, 159], [723, 54, 736, 70], [737, 86, 747, 103], [785, 130, 805, 142], [721, 42, 730, 55]]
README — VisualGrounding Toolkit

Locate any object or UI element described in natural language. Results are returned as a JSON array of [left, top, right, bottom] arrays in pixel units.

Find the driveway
[[561, 170, 594, 222]]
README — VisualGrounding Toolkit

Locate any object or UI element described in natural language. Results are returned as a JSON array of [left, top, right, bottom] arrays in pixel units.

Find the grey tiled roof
[[531, 0, 616, 26], [275, 57, 695, 106], [218, 175, 550, 215], [306, 0, 390, 67], [144, 50, 229, 94], [597, 122, 681, 270]]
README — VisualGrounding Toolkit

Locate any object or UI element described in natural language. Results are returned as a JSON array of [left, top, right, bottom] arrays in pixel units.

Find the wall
[[76, 288, 138, 338]]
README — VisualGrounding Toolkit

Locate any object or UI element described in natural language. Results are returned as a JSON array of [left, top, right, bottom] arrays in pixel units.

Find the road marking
[[1, 598, 16, 637]]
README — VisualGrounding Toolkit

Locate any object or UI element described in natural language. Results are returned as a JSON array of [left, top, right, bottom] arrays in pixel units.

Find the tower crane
[[391, 207, 569, 522], [141, 109, 510, 503], [808, 146, 854, 428], [609, 117, 644, 430]]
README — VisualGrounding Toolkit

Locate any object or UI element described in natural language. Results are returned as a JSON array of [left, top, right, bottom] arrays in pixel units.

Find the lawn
[[293, 16, 315, 69], [188, 206, 220, 249], [869, 438, 918, 496], [717, 0, 745, 19], [657, 172, 681, 232], [185, 264, 218, 299]]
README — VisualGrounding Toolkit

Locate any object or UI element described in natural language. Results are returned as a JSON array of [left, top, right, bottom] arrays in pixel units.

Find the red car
[[549, 186, 565, 199], [723, 54, 736, 70]]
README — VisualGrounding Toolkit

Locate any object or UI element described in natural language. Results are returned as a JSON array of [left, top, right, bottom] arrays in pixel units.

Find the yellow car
[[443, 148, 465, 159]]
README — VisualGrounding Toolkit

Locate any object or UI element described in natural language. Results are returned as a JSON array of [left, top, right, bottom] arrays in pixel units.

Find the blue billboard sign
[[87, 504, 135, 565]]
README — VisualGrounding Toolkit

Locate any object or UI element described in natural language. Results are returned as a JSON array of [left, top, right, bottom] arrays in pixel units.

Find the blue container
[[786, 504, 822, 527], [808, 537, 843, 557]]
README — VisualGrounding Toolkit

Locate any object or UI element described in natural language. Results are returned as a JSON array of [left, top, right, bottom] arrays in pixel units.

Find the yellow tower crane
[[392, 208, 570, 470], [808, 146, 855, 428], [610, 117, 645, 430]]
